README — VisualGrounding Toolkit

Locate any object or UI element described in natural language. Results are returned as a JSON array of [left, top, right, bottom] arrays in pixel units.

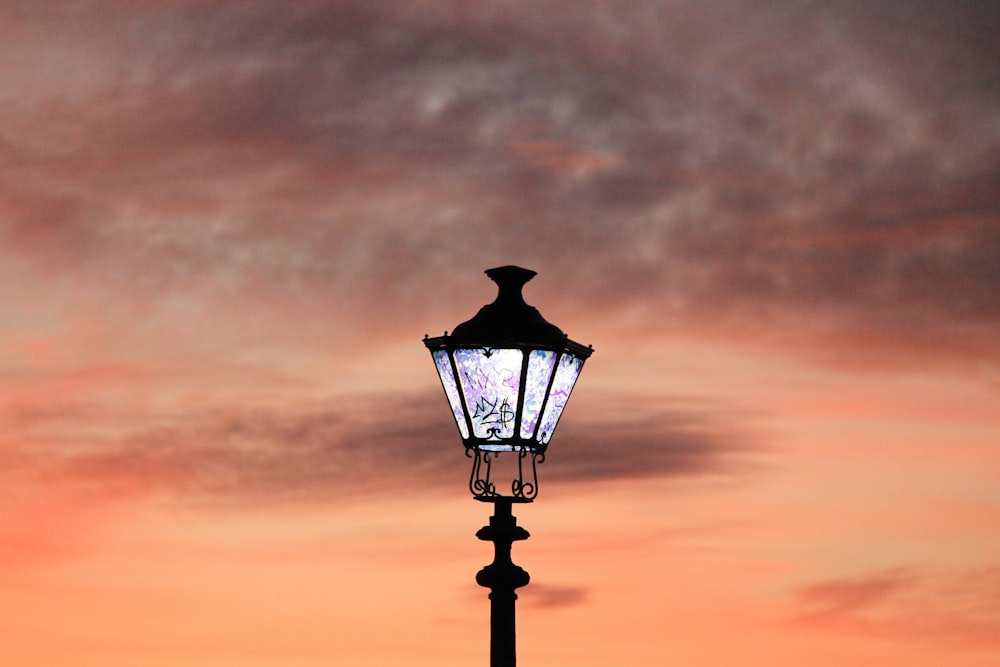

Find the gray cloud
[[521, 582, 589, 610], [36, 391, 752, 506], [1, 0, 998, 365]]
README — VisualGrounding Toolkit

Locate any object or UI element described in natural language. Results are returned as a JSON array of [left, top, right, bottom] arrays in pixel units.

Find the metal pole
[[476, 498, 530, 667]]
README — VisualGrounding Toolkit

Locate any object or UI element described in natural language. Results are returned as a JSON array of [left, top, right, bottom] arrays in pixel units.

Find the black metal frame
[[468, 447, 545, 503], [425, 336, 590, 503], [423, 336, 592, 454]]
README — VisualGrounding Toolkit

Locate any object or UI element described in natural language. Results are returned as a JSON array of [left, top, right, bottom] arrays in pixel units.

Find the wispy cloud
[[791, 565, 1000, 649], [795, 567, 916, 620], [2, 1, 997, 367], [521, 582, 589, 610], [28, 391, 752, 507]]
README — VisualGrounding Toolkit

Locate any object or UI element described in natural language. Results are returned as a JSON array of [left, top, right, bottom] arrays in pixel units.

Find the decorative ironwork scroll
[[468, 447, 543, 502]]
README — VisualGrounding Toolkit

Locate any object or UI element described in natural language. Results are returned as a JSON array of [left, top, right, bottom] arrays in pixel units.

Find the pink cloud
[[792, 566, 1000, 650]]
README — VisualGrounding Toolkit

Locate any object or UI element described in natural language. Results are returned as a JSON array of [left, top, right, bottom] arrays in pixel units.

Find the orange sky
[[2, 1, 999, 666]]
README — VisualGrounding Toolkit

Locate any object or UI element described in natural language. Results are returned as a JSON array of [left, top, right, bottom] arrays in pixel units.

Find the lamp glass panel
[[454, 348, 523, 440], [432, 350, 469, 439], [537, 353, 585, 444], [520, 349, 557, 439]]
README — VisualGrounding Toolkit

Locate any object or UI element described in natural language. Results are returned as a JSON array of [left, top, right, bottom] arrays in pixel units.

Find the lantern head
[[424, 266, 592, 501]]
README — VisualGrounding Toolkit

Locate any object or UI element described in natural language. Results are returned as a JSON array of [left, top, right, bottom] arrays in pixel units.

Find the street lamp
[[423, 265, 593, 667]]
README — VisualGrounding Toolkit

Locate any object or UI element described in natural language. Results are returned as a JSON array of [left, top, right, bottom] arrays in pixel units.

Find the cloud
[[795, 567, 916, 620], [544, 395, 759, 484], [9, 390, 753, 508], [521, 582, 588, 610], [2, 0, 998, 368], [791, 565, 1000, 649]]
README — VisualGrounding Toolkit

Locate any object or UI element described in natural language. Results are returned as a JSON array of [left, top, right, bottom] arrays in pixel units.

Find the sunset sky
[[2, 1, 999, 666]]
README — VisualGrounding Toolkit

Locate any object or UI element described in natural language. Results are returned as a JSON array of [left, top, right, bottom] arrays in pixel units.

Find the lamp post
[[423, 265, 592, 667]]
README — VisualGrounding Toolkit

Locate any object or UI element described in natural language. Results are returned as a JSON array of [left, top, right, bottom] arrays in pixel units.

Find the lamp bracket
[[468, 447, 544, 503]]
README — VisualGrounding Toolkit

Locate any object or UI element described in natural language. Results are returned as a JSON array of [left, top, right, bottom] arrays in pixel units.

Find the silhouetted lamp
[[423, 265, 593, 667]]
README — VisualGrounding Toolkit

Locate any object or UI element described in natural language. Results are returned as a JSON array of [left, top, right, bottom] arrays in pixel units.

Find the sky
[[1, 1, 999, 665]]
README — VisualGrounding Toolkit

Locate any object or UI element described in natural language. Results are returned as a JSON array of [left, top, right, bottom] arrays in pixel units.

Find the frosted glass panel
[[520, 350, 557, 438], [537, 353, 584, 444], [454, 348, 523, 440], [433, 350, 469, 438]]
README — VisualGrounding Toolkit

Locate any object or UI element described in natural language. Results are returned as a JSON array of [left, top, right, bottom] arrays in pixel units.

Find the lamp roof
[[449, 265, 567, 345]]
